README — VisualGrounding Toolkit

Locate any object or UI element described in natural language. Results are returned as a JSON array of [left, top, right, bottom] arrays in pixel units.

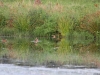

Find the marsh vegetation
[[0, 0, 100, 68]]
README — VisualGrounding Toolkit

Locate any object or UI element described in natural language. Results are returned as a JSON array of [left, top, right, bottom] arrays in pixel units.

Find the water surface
[[0, 36, 100, 68]]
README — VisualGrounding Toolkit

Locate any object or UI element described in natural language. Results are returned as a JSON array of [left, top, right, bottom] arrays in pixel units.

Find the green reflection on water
[[0, 35, 100, 67]]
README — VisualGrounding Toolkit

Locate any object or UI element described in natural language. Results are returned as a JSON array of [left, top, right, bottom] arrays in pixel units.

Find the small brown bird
[[52, 35, 56, 39], [34, 38, 39, 43]]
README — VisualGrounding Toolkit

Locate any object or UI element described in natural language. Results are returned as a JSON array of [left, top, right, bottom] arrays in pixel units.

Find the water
[[0, 64, 100, 75], [0, 36, 100, 75]]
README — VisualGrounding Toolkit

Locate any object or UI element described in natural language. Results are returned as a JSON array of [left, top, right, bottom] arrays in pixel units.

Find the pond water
[[0, 36, 100, 75]]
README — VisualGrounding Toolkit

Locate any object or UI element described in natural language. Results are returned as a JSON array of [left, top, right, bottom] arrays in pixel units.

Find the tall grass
[[58, 17, 73, 36], [0, 0, 100, 37]]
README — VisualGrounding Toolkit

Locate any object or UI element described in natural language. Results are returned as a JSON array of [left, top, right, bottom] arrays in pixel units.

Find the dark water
[[0, 36, 100, 68]]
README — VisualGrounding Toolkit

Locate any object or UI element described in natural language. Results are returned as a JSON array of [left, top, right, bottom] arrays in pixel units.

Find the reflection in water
[[0, 36, 100, 68]]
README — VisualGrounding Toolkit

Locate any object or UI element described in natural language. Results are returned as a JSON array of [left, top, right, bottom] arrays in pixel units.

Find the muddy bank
[[0, 57, 98, 69]]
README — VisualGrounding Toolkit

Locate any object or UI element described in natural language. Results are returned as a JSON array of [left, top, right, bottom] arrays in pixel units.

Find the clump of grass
[[58, 17, 72, 36], [28, 8, 48, 36], [28, 8, 58, 36], [57, 38, 71, 54], [14, 14, 29, 36], [0, 14, 7, 28], [80, 11, 100, 37]]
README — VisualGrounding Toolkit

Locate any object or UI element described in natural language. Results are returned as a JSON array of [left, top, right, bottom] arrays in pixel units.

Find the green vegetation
[[0, 0, 100, 38], [0, 37, 100, 67], [0, 0, 100, 67]]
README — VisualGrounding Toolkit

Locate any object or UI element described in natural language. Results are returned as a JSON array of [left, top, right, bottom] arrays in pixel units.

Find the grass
[[0, 0, 100, 37]]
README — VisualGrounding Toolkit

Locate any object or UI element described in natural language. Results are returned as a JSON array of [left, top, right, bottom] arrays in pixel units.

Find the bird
[[30, 37, 41, 44], [34, 37, 39, 43], [52, 35, 56, 39]]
